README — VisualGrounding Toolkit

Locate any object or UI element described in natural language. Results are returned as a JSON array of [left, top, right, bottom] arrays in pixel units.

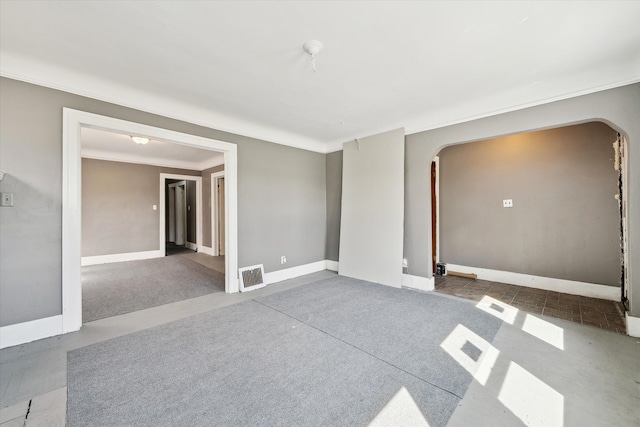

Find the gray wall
[[237, 137, 326, 271], [82, 159, 200, 257], [405, 83, 640, 315], [325, 151, 342, 261], [201, 164, 225, 248], [438, 122, 619, 286], [0, 77, 326, 327]]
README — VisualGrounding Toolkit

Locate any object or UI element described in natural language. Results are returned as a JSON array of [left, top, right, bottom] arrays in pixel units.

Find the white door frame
[[164, 179, 194, 251], [211, 171, 225, 256], [62, 108, 239, 333]]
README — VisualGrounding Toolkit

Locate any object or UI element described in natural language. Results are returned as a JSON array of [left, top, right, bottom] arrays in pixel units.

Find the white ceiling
[[81, 127, 224, 171], [2, 1, 639, 153]]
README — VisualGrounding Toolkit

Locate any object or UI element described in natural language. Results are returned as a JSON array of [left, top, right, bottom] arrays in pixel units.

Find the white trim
[[403, 78, 640, 136], [62, 108, 83, 334], [0, 315, 63, 350], [81, 149, 224, 172], [626, 314, 640, 337], [63, 109, 239, 335], [211, 171, 225, 256], [1, 54, 327, 153], [401, 274, 435, 292], [326, 260, 339, 272], [81, 250, 161, 266], [199, 245, 216, 256], [264, 260, 329, 285], [3, 55, 639, 154], [446, 264, 620, 301], [185, 241, 197, 251], [160, 174, 202, 256]]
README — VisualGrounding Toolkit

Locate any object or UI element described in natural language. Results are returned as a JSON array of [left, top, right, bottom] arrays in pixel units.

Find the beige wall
[[438, 122, 620, 286], [82, 158, 200, 257]]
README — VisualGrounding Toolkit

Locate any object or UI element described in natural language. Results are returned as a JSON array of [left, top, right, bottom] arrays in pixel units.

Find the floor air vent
[[239, 264, 266, 292]]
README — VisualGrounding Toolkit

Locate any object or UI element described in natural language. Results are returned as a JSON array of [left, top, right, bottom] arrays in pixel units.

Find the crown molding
[[0, 52, 329, 154], [404, 77, 640, 137], [3, 52, 637, 156]]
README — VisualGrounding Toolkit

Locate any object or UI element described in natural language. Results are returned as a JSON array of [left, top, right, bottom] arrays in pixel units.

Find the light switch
[[153, 205, 157, 210], [1, 192, 13, 207], [503, 199, 513, 208]]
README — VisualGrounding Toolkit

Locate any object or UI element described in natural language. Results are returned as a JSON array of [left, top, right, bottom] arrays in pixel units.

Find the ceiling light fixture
[[303, 40, 323, 72], [131, 136, 149, 145]]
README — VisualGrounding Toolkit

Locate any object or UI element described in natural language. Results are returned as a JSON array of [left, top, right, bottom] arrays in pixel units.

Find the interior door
[[218, 177, 225, 255], [168, 186, 176, 242], [175, 184, 185, 245]]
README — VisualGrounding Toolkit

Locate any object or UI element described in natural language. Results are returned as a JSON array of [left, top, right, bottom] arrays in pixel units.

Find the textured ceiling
[[2, 1, 639, 152]]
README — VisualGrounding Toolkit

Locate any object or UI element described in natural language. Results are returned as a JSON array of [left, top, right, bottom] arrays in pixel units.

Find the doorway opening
[[164, 177, 199, 256], [432, 122, 627, 332], [63, 108, 239, 333]]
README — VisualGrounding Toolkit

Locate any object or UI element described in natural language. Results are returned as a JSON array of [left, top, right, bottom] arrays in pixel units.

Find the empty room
[[1, 2, 639, 426]]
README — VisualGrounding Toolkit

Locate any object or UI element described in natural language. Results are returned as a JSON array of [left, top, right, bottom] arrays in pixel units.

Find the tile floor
[[434, 275, 627, 333]]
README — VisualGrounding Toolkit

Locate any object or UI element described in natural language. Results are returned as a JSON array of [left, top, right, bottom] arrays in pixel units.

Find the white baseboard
[[81, 250, 162, 266], [0, 315, 63, 349], [264, 260, 330, 285], [185, 241, 197, 251], [199, 245, 216, 256], [445, 264, 620, 301], [326, 260, 339, 272], [627, 314, 640, 337], [402, 274, 435, 292]]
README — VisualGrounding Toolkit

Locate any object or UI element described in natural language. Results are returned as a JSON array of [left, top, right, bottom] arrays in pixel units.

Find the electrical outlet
[[1, 192, 13, 207], [280, 256, 286, 264], [503, 199, 513, 208], [402, 258, 408, 268]]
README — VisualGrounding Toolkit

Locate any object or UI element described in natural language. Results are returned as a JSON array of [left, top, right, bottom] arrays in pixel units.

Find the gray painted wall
[[438, 122, 619, 286], [237, 137, 326, 271], [325, 151, 342, 261], [405, 83, 639, 315], [201, 164, 224, 248], [0, 77, 326, 327], [339, 129, 405, 287], [82, 159, 200, 257]]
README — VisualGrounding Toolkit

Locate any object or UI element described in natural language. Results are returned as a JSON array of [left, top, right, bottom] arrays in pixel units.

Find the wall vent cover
[[239, 264, 266, 292]]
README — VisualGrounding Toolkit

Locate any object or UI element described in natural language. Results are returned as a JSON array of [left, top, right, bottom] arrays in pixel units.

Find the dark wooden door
[[431, 161, 437, 273]]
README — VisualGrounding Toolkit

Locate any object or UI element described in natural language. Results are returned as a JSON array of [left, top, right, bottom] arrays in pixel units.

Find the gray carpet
[[68, 276, 502, 426], [256, 275, 503, 398], [82, 256, 224, 322]]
